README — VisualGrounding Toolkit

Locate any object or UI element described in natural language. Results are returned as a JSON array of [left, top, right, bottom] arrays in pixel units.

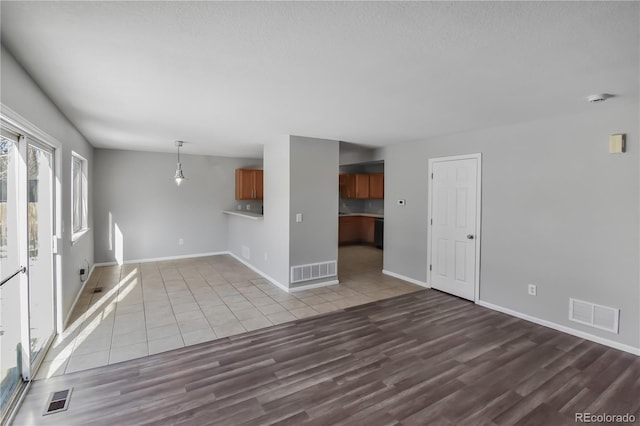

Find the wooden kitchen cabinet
[[235, 169, 263, 200], [360, 217, 375, 244], [339, 216, 360, 245], [354, 174, 369, 199], [339, 174, 353, 199], [339, 174, 371, 199], [369, 173, 384, 199], [339, 215, 376, 246]]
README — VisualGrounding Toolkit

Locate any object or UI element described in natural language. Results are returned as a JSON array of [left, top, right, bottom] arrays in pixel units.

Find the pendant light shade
[[174, 163, 185, 186], [174, 141, 186, 186]]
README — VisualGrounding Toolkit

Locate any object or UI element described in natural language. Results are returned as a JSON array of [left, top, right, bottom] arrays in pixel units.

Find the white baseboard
[[382, 269, 430, 288], [93, 251, 228, 267], [477, 300, 640, 356], [225, 252, 290, 293], [290, 279, 339, 292], [63, 263, 97, 328]]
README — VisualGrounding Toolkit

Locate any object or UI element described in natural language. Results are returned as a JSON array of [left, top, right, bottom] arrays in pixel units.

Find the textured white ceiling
[[1, 1, 638, 157]]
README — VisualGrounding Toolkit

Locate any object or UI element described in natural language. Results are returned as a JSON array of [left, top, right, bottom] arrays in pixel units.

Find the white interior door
[[428, 155, 480, 301]]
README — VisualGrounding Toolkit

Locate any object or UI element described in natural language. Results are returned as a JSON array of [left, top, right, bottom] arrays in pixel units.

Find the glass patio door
[[0, 126, 56, 421], [0, 128, 26, 420], [27, 142, 55, 364]]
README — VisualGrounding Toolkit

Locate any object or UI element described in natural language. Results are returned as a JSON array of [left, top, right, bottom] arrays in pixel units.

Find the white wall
[[93, 148, 260, 263], [1, 45, 95, 325], [383, 104, 639, 350]]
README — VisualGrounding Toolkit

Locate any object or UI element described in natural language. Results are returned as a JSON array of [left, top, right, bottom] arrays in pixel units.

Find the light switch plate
[[609, 134, 626, 154], [296, 213, 303, 223]]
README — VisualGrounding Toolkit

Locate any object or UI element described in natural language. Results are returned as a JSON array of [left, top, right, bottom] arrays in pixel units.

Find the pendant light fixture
[[174, 140, 186, 186]]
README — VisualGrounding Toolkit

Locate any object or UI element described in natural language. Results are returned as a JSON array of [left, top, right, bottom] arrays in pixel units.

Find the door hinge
[[429, 264, 432, 271], [431, 173, 434, 179], [430, 218, 432, 225]]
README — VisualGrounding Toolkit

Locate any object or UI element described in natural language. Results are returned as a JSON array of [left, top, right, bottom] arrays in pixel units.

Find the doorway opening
[[338, 160, 384, 283]]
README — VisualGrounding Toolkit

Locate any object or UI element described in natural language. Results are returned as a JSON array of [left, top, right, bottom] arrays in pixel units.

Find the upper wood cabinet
[[354, 174, 370, 199], [339, 174, 351, 199], [339, 173, 383, 199], [369, 173, 384, 199], [235, 169, 263, 200]]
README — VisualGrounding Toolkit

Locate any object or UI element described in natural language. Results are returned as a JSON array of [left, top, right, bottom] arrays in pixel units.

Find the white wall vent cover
[[569, 298, 619, 334], [291, 260, 337, 284]]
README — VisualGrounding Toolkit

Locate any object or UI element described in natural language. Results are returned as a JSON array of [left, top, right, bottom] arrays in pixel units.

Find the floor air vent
[[291, 261, 337, 284], [43, 388, 72, 415], [569, 298, 619, 333]]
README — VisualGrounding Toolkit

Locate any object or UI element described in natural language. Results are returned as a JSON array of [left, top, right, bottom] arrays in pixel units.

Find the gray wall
[[339, 141, 383, 165], [261, 136, 291, 286], [1, 45, 95, 325], [383, 104, 639, 348], [289, 136, 339, 267], [93, 148, 260, 263], [227, 135, 340, 288]]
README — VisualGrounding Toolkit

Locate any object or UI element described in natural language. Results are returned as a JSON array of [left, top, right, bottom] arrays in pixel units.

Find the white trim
[[70, 227, 90, 245], [382, 269, 429, 288], [477, 300, 640, 356], [289, 280, 339, 292], [70, 151, 89, 240], [0, 104, 63, 150], [93, 251, 228, 267], [426, 153, 482, 302], [225, 252, 290, 292], [63, 263, 96, 328], [222, 210, 264, 220], [16, 135, 31, 380]]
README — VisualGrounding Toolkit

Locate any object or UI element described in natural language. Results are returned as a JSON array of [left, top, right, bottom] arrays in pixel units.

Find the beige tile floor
[[36, 246, 421, 379]]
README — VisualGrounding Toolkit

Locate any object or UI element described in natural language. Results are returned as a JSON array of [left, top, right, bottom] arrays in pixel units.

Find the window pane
[[72, 156, 82, 232], [28, 146, 39, 258], [0, 131, 23, 418]]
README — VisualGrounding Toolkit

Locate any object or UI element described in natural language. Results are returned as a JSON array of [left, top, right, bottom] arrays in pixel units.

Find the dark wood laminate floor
[[14, 289, 640, 425]]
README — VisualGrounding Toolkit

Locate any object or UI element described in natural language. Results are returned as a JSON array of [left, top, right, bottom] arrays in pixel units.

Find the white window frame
[[71, 151, 88, 243]]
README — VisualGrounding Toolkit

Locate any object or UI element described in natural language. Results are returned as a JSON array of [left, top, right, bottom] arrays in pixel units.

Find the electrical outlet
[[528, 284, 537, 296], [178, 238, 184, 246], [246, 204, 251, 211]]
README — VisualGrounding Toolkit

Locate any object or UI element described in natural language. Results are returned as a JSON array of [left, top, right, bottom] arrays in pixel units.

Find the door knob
[[467, 234, 474, 239]]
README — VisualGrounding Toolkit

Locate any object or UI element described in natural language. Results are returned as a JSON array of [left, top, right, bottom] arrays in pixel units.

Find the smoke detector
[[587, 94, 612, 103]]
